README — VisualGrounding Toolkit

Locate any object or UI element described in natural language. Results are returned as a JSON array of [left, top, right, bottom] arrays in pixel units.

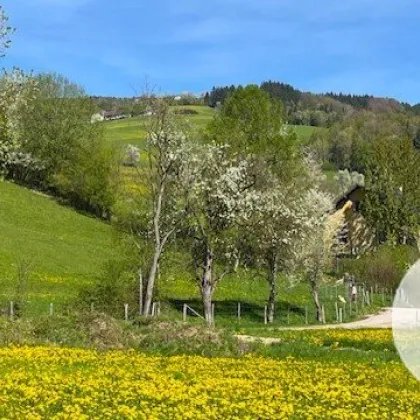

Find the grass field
[[102, 105, 319, 150], [0, 177, 379, 325], [0, 181, 114, 307], [0, 106, 338, 321]]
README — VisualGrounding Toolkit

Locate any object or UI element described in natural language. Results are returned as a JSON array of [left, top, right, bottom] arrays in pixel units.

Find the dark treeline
[[205, 81, 420, 127]]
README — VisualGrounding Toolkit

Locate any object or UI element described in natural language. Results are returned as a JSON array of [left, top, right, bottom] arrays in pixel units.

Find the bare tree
[[124, 99, 193, 316]]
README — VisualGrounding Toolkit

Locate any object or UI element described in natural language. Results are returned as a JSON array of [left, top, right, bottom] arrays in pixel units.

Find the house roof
[[101, 110, 122, 118], [334, 183, 365, 210]]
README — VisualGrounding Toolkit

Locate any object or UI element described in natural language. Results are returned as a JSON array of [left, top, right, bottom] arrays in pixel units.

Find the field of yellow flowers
[[0, 343, 419, 419]]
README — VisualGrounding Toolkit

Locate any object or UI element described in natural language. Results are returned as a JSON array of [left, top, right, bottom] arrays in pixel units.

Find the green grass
[[102, 105, 216, 149], [0, 181, 115, 306], [102, 106, 318, 150], [103, 117, 147, 148], [291, 124, 319, 141]]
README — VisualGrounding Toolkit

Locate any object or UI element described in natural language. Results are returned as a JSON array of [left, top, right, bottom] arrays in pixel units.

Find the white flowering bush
[[0, 68, 41, 178], [124, 144, 141, 167]]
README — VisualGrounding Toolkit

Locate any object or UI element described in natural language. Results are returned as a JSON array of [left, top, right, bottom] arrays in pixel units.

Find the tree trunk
[[267, 253, 278, 323], [199, 244, 214, 325], [232, 249, 240, 273], [143, 245, 160, 316], [311, 279, 324, 323]]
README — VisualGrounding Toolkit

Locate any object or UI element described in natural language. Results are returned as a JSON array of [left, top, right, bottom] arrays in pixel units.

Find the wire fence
[[0, 282, 396, 326]]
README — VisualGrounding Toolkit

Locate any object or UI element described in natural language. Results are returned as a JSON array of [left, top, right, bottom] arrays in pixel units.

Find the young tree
[[297, 189, 344, 322], [185, 145, 251, 325], [122, 99, 195, 316], [244, 185, 308, 322]]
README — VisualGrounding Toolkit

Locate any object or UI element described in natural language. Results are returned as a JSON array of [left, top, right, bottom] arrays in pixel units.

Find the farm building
[[91, 110, 127, 123], [333, 184, 375, 256]]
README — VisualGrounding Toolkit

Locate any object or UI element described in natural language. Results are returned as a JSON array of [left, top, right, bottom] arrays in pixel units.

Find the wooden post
[[305, 306, 308, 324], [151, 302, 156, 317], [321, 305, 326, 324], [339, 308, 343, 323], [264, 306, 267, 324], [9, 301, 14, 321], [335, 302, 339, 322], [49, 303, 54, 316], [343, 302, 346, 320], [124, 303, 129, 321], [138, 269, 143, 316], [237, 303, 241, 320], [183, 304, 187, 322], [211, 303, 215, 325]]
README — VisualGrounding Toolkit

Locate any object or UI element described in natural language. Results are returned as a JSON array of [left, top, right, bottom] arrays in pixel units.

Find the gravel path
[[236, 308, 393, 344]]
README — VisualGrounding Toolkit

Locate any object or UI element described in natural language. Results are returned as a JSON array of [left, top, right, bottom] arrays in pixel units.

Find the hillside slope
[[0, 181, 114, 304]]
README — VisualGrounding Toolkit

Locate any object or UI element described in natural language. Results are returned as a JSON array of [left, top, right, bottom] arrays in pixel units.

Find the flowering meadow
[[1, 344, 419, 419]]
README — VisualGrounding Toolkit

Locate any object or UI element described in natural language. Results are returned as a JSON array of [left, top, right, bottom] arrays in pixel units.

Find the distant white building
[[91, 110, 127, 123], [91, 112, 105, 123], [174, 96, 182, 101]]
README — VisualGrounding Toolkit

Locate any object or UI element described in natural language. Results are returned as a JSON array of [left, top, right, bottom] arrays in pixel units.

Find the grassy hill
[[103, 105, 319, 149], [0, 181, 114, 307], [0, 106, 340, 322]]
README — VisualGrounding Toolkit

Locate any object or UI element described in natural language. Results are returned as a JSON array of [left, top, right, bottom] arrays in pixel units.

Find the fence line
[[0, 282, 396, 326]]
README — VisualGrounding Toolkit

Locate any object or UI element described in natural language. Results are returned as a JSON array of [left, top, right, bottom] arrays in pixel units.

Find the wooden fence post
[[335, 302, 339, 322], [138, 269, 143, 316], [49, 303, 54, 316], [339, 308, 343, 323], [9, 301, 14, 321], [305, 306, 308, 324], [211, 303, 215, 325], [124, 303, 129, 321], [237, 302, 241, 320], [183, 304, 187, 322], [264, 306, 268, 324]]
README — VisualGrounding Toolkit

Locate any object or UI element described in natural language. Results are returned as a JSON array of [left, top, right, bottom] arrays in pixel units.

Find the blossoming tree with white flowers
[[184, 145, 253, 325], [0, 69, 40, 179]]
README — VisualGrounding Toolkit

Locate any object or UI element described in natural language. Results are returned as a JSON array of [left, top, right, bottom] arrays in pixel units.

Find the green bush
[[341, 244, 419, 289]]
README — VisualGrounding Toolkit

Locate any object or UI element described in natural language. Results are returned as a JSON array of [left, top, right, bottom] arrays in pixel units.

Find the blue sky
[[2, 0, 420, 103]]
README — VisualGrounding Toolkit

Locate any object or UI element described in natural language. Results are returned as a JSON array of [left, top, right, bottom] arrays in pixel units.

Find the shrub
[[341, 244, 418, 289], [174, 108, 199, 115]]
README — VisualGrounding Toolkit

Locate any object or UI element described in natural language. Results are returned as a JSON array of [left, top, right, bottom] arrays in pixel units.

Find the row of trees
[[309, 111, 420, 172], [121, 86, 344, 324], [205, 81, 420, 128]]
